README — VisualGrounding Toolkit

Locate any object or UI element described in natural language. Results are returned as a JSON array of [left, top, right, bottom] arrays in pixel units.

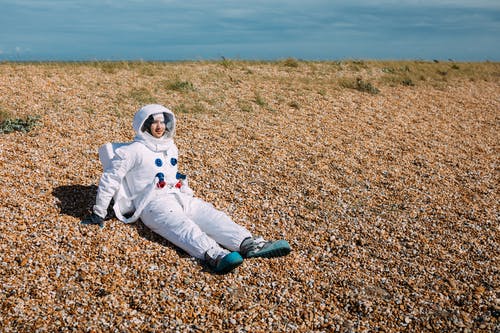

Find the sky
[[0, 0, 499, 61]]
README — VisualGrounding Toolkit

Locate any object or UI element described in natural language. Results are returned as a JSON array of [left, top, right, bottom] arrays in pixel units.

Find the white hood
[[132, 104, 176, 152]]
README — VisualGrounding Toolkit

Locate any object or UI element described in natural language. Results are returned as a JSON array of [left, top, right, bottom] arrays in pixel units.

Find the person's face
[[150, 115, 166, 138]]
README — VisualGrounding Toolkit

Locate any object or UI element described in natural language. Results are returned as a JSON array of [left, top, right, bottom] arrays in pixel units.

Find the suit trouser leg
[[186, 197, 252, 252], [141, 196, 227, 259]]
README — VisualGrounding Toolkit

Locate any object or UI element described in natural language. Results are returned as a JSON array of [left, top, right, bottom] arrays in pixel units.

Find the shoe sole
[[214, 252, 244, 273], [246, 240, 291, 258]]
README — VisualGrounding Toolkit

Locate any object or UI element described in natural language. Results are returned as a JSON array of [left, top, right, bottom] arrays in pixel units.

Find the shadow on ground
[[52, 184, 192, 261], [52, 184, 99, 219]]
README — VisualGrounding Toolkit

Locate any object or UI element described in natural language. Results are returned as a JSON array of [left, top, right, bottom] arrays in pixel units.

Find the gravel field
[[0, 61, 498, 332]]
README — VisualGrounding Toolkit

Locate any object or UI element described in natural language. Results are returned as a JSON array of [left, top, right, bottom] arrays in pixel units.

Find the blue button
[[155, 158, 163, 167], [176, 172, 186, 180]]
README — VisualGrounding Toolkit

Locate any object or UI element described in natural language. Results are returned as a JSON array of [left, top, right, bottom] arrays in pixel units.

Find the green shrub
[[166, 80, 194, 92], [355, 78, 380, 94], [339, 77, 380, 94], [401, 78, 415, 86], [0, 115, 41, 134], [281, 58, 299, 68], [254, 92, 267, 107]]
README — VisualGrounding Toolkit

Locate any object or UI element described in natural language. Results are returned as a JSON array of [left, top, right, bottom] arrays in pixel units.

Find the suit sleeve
[[93, 147, 136, 218]]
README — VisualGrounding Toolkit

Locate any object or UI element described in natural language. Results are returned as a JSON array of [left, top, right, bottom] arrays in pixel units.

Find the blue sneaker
[[240, 237, 291, 258], [205, 251, 243, 273]]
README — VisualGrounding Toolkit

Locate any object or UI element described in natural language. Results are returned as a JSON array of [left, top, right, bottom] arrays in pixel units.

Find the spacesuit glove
[[81, 212, 105, 228]]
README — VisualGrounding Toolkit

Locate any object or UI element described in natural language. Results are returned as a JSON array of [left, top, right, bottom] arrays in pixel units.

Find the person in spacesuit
[[82, 104, 291, 273]]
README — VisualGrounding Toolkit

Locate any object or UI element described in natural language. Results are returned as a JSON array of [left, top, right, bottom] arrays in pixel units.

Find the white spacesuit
[[84, 104, 291, 273]]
